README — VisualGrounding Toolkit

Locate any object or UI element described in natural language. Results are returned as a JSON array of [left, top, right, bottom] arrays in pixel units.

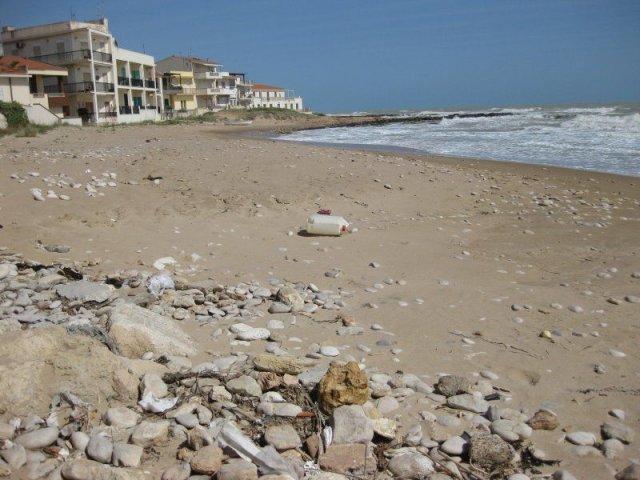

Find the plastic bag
[[146, 271, 175, 296]]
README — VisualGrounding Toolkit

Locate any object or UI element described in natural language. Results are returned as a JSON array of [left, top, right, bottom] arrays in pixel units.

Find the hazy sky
[[2, 0, 639, 112]]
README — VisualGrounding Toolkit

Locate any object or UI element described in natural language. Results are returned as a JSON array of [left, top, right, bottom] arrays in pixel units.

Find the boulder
[[318, 361, 368, 414], [469, 433, 514, 470], [0, 327, 125, 416], [108, 303, 198, 358], [55, 281, 114, 303]]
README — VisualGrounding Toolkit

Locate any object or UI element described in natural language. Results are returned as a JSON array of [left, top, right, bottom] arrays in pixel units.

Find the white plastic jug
[[306, 213, 349, 236]]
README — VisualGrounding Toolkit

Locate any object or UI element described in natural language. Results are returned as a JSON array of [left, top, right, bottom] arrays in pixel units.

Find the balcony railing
[[118, 76, 130, 86], [131, 78, 144, 87], [145, 79, 156, 88], [165, 85, 196, 94], [197, 87, 236, 95], [63, 81, 115, 94], [43, 85, 64, 94], [30, 49, 112, 65]]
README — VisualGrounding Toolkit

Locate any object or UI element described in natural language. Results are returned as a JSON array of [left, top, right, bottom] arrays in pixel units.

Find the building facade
[[0, 56, 68, 117], [1, 18, 160, 124], [250, 83, 303, 110]]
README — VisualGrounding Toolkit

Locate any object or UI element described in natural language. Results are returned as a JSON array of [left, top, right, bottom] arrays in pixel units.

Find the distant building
[[1, 18, 161, 124], [250, 84, 303, 111], [156, 55, 253, 115], [0, 62, 31, 105]]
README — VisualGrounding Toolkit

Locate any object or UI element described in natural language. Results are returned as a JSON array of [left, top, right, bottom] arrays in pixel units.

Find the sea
[[279, 103, 640, 177]]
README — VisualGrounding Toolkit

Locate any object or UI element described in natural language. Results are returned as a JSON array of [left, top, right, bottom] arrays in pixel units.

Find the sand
[[1, 118, 639, 477]]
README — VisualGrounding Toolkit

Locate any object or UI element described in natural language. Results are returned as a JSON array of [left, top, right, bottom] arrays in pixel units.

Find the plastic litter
[[219, 422, 300, 479], [152, 256, 177, 271], [306, 213, 349, 236], [146, 271, 175, 296], [138, 393, 178, 413]]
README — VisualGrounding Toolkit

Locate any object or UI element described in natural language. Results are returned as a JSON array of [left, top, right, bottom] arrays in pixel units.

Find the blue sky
[[2, 0, 639, 112]]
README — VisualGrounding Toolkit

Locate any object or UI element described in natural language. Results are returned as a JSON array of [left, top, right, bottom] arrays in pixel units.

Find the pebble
[[565, 431, 596, 446], [330, 405, 374, 444], [441, 435, 467, 455], [86, 433, 113, 464], [447, 394, 489, 414], [104, 407, 139, 428], [568, 304, 583, 313], [112, 443, 143, 467], [14, 426, 59, 449], [320, 346, 340, 357], [264, 424, 301, 451], [609, 349, 627, 358], [625, 295, 640, 303], [610, 409, 626, 420]]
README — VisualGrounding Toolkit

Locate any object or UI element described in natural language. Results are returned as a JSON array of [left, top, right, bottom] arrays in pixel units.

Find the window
[[29, 76, 37, 94]]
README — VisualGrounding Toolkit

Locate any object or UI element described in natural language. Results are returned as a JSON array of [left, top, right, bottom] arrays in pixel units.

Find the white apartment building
[[1, 18, 160, 124], [250, 83, 303, 111]]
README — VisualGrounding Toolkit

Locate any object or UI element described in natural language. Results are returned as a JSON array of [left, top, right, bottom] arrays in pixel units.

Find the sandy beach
[[0, 117, 638, 479]]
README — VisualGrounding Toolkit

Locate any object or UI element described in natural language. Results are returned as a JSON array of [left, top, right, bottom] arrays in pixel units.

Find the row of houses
[[0, 17, 304, 125]]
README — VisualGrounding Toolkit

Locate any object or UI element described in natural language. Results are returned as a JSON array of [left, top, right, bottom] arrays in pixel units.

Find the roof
[[0, 64, 30, 76], [167, 55, 222, 66], [252, 83, 285, 91], [0, 56, 67, 75]]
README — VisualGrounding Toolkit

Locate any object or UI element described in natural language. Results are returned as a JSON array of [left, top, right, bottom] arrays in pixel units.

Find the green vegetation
[[0, 101, 29, 129], [0, 101, 58, 138]]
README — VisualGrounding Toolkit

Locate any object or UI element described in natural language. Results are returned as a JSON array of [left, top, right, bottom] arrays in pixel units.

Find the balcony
[[165, 85, 196, 95], [131, 78, 144, 88], [197, 87, 236, 96], [63, 81, 115, 94], [145, 79, 156, 88], [118, 76, 130, 86], [30, 49, 112, 65], [43, 85, 64, 96]]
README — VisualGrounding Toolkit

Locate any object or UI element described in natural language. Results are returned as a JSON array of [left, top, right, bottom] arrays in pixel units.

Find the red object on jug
[[317, 208, 332, 215]]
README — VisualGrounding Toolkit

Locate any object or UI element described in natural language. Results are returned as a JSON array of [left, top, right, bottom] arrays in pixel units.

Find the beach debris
[[306, 213, 350, 236], [146, 271, 175, 296]]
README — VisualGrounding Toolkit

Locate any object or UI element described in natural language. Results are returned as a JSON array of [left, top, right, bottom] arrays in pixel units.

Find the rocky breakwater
[[0, 254, 638, 479]]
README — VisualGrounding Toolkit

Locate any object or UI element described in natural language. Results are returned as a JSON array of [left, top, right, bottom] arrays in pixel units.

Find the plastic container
[[306, 213, 349, 236]]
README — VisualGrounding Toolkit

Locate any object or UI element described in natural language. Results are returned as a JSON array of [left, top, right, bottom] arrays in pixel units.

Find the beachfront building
[[0, 62, 31, 105], [1, 18, 161, 124], [157, 56, 253, 114], [249, 83, 303, 111], [0, 56, 68, 121]]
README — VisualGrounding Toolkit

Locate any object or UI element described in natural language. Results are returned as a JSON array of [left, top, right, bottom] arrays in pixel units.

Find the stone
[[104, 407, 140, 429], [376, 396, 400, 416], [161, 464, 191, 480], [61, 458, 147, 480], [190, 445, 223, 475], [446, 393, 489, 414], [387, 453, 434, 479], [320, 346, 340, 357], [257, 402, 302, 417], [508, 475, 531, 480], [616, 464, 640, 480], [108, 303, 198, 357], [603, 438, 625, 459], [253, 354, 313, 375], [139, 373, 168, 399], [265, 424, 301, 451], [55, 281, 113, 303], [565, 431, 596, 446], [469, 433, 514, 470], [0, 443, 26, 470], [277, 286, 304, 310], [227, 375, 262, 397], [437, 375, 472, 397], [372, 418, 397, 439], [269, 302, 292, 314], [70, 431, 90, 452], [330, 405, 373, 444], [130, 420, 169, 447], [112, 443, 143, 467], [441, 435, 467, 455], [319, 444, 376, 476], [602, 421, 635, 444], [236, 327, 271, 341], [217, 459, 258, 480], [528, 410, 559, 430], [86, 433, 113, 463], [175, 413, 199, 429], [15, 426, 59, 449], [318, 361, 369, 414]]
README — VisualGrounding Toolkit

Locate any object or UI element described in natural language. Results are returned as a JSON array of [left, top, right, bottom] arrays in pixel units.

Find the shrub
[[0, 101, 29, 128]]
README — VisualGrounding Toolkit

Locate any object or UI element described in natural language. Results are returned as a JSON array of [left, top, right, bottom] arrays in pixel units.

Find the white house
[[250, 83, 303, 111]]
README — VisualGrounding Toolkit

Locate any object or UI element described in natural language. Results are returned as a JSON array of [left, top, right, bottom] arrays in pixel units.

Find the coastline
[[0, 119, 638, 478]]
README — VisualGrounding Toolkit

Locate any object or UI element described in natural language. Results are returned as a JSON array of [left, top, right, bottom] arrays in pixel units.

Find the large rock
[[318, 361, 369, 414], [108, 303, 198, 358], [276, 286, 304, 310], [0, 327, 126, 416], [56, 281, 114, 303], [602, 421, 635, 444], [130, 420, 169, 447], [14, 426, 59, 449], [190, 445, 223, 474], [436, 375, 472, 397], [265, 424, 301, 451], [616, 464, 640, 480], [330, 405, 373, 444], [469, 433, 515, 470]]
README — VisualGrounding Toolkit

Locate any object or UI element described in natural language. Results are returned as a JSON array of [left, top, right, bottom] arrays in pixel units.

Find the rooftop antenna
[[70, 6, 76, 21]]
